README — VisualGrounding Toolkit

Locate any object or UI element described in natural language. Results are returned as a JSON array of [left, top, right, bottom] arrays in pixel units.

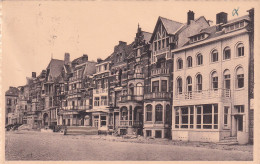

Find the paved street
[[5, 131, 253, 161]]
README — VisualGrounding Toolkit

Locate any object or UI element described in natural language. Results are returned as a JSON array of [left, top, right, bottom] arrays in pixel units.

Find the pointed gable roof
[[150, 16, 183, 42], [46, 59, 64, 79], [143, 31, 152, 44], [160, 17, 183, 34]]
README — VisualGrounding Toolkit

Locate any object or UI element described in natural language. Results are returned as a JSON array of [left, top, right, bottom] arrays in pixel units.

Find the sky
[[2, 1, 257, 92]]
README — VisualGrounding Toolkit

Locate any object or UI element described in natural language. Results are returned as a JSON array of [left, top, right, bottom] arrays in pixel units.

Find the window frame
[[196, 54, 203, 66]]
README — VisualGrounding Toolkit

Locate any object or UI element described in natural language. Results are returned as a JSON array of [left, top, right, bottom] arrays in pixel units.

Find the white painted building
[[172, 10, 254, 144]]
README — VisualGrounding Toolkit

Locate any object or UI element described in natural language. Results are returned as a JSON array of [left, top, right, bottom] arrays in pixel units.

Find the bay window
[[175, 104, 218, 130]]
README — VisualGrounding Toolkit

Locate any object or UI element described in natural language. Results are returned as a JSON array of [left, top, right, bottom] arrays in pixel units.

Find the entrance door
[[114, 113, 119, 128]]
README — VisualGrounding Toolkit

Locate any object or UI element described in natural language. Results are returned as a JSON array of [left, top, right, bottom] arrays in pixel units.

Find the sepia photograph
[[1, 0, 259, 162]]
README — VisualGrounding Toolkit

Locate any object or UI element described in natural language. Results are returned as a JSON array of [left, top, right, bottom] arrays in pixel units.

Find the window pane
[[197, 115, 201, 124], [182, 116, 188, 124], [203, 125, 212, 129], [203, 115, 212, 124]]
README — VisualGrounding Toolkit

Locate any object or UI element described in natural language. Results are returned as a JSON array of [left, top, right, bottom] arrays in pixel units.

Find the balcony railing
[[174, 89, 231, 101], [120, 95, 143, 102], [151, 68, 170, 76], [94, 88, 108, 94], [62, 105, 91, 110], [68, 88, 82, 94], [69, 76, 82, 82], [144, 92, 171, 100], [128, 73, 144, 79], [119, 120, 142, 126]]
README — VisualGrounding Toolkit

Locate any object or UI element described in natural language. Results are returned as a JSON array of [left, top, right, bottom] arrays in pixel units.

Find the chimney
[[64, 53, 70, 65], [119, 41, 127, 45], [187, 10, 195, 25], [97, 58, 103, 63], [83, 54, 88, 61], [216, 12, 228, 24], [32, 72, 36, 78]]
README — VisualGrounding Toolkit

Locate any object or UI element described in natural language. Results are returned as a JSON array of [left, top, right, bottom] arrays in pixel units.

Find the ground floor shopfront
[[172, 102, 250, 144]]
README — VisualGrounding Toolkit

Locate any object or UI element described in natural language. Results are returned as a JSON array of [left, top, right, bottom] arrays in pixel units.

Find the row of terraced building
[[5, 9, 254, 144]]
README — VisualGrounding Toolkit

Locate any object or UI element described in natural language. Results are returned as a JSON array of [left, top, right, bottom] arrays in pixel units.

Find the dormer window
[[225, 21, 246, 33]]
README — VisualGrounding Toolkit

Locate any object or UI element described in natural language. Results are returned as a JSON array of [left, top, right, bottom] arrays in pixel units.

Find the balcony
[[128, 73, 144, 80], [120, 95, 143, 102], [151, 68, 170, 77], [174, 89, 231, 102], [94, 88, 108, 94], [144, 92, 171, 100], [62, 105, 91, 111], [119, 120, 142, 127], [68, 88, 82, 94], [69, 76, 82, 82]]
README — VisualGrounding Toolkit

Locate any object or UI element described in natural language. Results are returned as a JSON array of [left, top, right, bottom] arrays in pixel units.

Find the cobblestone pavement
[[5, 131, 253, 161]]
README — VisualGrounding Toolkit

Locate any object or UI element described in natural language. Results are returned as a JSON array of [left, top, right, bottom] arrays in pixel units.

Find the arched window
[[237, 43, 244, 57], [211, 49, 218, 62], [197, 54, 203, 65], [155, 104, 163, 121], [136, 83, 143, 95], [187, 56, 192, 68], [129, 84, 134, 95], [211, 71, 218, 90], [135, 65, 142, 74], [196, 74, 202, 91], [224, 70, 231, 89], [186, 76, 192, 92], [223, 47, 231, 60], [177, 58, 183, 70], [177, 78, 183, 94], [146, 104, 152, 121], [236, 67, 244, 88]]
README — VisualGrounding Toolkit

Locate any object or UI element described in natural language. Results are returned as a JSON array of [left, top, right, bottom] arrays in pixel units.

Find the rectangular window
[[155, 130, 162, 138], [203, 105, 212, 129], [152, 81, 159, 92], [224, 106, 229, 127], [146, 130, 152, 137], [101, 96, 107, 106], [181, 107, 188, 128], [175, 108, 179, 128], [190, 106, 194, 128], [161, 80, 167, 92], [235, 23, 239, 28], [94, 97, 100, 106], [166, 38, 169, 47], [101, 116, 106, 126], [154, 42, 157, 51], [196, 106, 201, 129], [158, 41, 161, 50], [240, 21, 244, 27], [235, 105, 245, 113], [230, 24, 234, 30], [162, 39, 165, 48]]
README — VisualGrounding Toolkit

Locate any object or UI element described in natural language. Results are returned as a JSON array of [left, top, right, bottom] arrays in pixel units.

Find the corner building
[[172, 10, 254, 144]]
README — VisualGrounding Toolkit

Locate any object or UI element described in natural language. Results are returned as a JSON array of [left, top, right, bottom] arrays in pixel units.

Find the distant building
[[5, 87, 19, 125]]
